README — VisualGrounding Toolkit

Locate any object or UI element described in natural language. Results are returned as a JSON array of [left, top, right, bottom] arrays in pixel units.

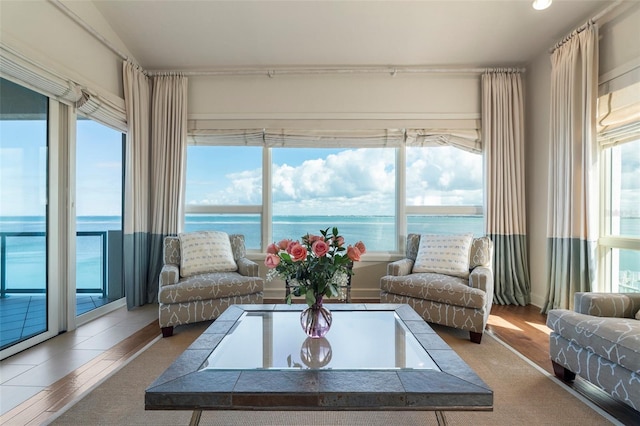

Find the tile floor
[[0, 302, 158, 415], [0, 295, 119, 349]]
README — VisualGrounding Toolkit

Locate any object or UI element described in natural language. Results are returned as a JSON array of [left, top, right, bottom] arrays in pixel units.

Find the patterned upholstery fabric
[[547, 292, 640, 411], [380, 234, 494, 342], [469, 236, 493, 269], [158, 234, 263, 331]]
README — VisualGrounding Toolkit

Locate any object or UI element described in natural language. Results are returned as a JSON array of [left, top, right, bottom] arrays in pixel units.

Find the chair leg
[[469, 331, 483, 344], [161, 326, 174, 337], [552, 360, 576, 381]]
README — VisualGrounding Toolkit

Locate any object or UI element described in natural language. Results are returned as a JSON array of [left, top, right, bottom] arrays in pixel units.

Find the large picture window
[[184, 133, 484, 254], [406, 146, 484, 237], [271, 147, 396, 251], [184, 145, 263, 248]]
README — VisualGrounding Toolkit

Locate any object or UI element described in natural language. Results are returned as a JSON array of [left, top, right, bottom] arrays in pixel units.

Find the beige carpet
[[48, 322, 614, 426]]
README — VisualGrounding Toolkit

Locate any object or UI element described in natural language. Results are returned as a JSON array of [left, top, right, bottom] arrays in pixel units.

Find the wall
[[0, 0, 129, 102], [525, 3, 640, 308]]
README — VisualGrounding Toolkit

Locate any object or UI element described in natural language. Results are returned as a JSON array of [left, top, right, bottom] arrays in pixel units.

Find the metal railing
[[0, 231, 107, 298]]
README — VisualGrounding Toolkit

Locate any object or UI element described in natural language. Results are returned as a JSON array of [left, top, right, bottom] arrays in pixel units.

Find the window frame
[[183, 141, 485, 256], [598, 140, 640, 293]]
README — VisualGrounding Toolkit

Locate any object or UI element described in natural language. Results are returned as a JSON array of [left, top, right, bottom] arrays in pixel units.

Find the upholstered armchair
[[380, 233, 494, 343], [547, 292, 640, 411], [158, 231, 263, 337]]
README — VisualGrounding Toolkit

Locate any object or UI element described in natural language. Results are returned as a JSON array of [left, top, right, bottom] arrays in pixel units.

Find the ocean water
[[1, 215, 638, 291]]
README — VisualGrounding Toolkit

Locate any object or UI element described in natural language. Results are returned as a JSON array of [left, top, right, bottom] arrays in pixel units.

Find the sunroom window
[[598, 75, 640, 293]]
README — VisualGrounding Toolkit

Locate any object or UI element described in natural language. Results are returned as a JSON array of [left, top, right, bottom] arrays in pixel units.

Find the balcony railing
[[0, 231, 107, 298]]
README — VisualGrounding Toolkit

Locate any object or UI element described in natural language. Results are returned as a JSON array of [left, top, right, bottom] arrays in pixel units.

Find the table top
[[145, 303, 493, 412]]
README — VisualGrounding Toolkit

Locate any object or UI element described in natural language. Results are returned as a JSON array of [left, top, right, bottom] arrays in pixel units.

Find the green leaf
[[305, 291, 316, 306]]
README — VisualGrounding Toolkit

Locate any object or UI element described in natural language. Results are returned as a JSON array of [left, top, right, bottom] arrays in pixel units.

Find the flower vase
[[300, 297, 332, 338]]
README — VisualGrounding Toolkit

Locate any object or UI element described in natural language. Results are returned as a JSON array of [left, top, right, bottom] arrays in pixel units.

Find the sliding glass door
[[0, 78, 50, 350], [75, 117, 125, 317]]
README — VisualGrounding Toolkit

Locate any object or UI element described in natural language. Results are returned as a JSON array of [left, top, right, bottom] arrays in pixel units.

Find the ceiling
[[91, 0, 613, 72]]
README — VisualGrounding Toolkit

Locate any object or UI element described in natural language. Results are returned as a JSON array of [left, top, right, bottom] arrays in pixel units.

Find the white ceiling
[[92, 0, 612, 72]]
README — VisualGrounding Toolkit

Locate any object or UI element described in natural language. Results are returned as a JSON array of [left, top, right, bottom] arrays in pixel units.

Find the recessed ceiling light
[[532, 0, 552, 10]]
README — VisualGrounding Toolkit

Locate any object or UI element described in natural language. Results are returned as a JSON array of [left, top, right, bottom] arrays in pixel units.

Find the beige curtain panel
[[482, 71, 531, 306], [123, 60, 152, 309], [147, 73, 189, 297], [543, 23, 599, 313]]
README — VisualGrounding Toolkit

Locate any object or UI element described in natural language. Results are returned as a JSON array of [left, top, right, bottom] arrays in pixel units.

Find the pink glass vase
[[300, 297, 332, 338]]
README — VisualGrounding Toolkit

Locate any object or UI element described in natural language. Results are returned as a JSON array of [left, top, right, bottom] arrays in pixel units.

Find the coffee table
[[145, 304, 493, 425]]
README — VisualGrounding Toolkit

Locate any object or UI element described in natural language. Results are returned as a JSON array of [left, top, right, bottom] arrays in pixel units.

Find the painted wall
[[0, 0, 128, 101], [525, 4, 640, 308]]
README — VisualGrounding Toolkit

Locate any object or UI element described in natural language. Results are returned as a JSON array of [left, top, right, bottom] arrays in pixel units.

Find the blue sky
[[185, 145, 484, 216]]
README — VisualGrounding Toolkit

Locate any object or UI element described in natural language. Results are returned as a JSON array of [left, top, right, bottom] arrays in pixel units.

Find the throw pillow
[[179, 231, 237, 278], [636, 309, 640, 321], [469, 236, 493, 270], [413, 233, 473, 278]]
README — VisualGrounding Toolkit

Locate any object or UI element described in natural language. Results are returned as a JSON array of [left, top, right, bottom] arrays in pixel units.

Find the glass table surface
[[200, 310, 439, 370]]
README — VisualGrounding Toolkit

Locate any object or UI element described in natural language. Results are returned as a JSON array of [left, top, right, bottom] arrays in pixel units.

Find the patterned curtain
[[543, 23, 599, 313], [482, 71, 531, 306], [123, 62, 188, 308]]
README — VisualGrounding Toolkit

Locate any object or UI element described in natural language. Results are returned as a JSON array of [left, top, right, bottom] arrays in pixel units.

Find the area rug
[[48, 322, 615, 425]]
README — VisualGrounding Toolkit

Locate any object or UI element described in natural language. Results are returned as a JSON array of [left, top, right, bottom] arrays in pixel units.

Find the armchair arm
[[468, 266, 493, 295], [574, 292, 640, 318], [159, 264, 180, 287], [237, 257, 260, 277], [387, 258, 414, 276]]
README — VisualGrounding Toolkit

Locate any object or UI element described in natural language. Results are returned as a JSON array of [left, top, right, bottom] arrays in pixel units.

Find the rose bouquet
[[265, 227, 366, 307]]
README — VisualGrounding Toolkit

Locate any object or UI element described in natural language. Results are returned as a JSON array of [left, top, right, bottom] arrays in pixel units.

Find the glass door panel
[[75, 118, 124, 316], [0, 78, 49, 350]]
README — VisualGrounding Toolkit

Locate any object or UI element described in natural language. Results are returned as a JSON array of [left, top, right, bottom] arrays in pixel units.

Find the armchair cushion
[[413, 233, 473, 278], [547, 309, 640, 374], [159, 272, 263, 304], [178, 231, 237, 277], [380, 272, 486, 310]]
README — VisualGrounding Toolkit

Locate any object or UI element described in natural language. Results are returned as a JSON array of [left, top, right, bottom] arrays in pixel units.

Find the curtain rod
[[147, 66, 526, 77], [550, 0, 624, 53]]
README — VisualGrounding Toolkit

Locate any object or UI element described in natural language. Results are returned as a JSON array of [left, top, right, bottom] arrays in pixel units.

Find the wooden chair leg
[[469, 331, 483, 344], [552, 360, 576, 381], [161, 326, 174, 338]]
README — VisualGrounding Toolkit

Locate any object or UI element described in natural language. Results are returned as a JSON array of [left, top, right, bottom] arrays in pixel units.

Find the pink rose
[[312, 240, 329, 257], [278, 239, 292, 250], [289, 243, 308, 262], [264, 253, 281, 269], [347, 245, 362, 262], [335, 236, 345, 247], [308, 234, 322, 243], [355, 241, 366, 255], [267, 243, 279, 254]]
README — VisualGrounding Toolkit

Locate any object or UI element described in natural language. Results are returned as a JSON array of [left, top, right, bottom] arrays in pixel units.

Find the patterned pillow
[[469, 236, 493, 270], [178, 231, 237, 278], [413, 233, 473, 278]]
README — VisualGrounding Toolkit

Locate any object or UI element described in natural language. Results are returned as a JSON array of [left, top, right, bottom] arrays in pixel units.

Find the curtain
[[146, 74, 188, 295], [482, 71, 531, 306], [123, 62, 188, 308], [543, 23, 599, 313], [123, 61, 152, 309]]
